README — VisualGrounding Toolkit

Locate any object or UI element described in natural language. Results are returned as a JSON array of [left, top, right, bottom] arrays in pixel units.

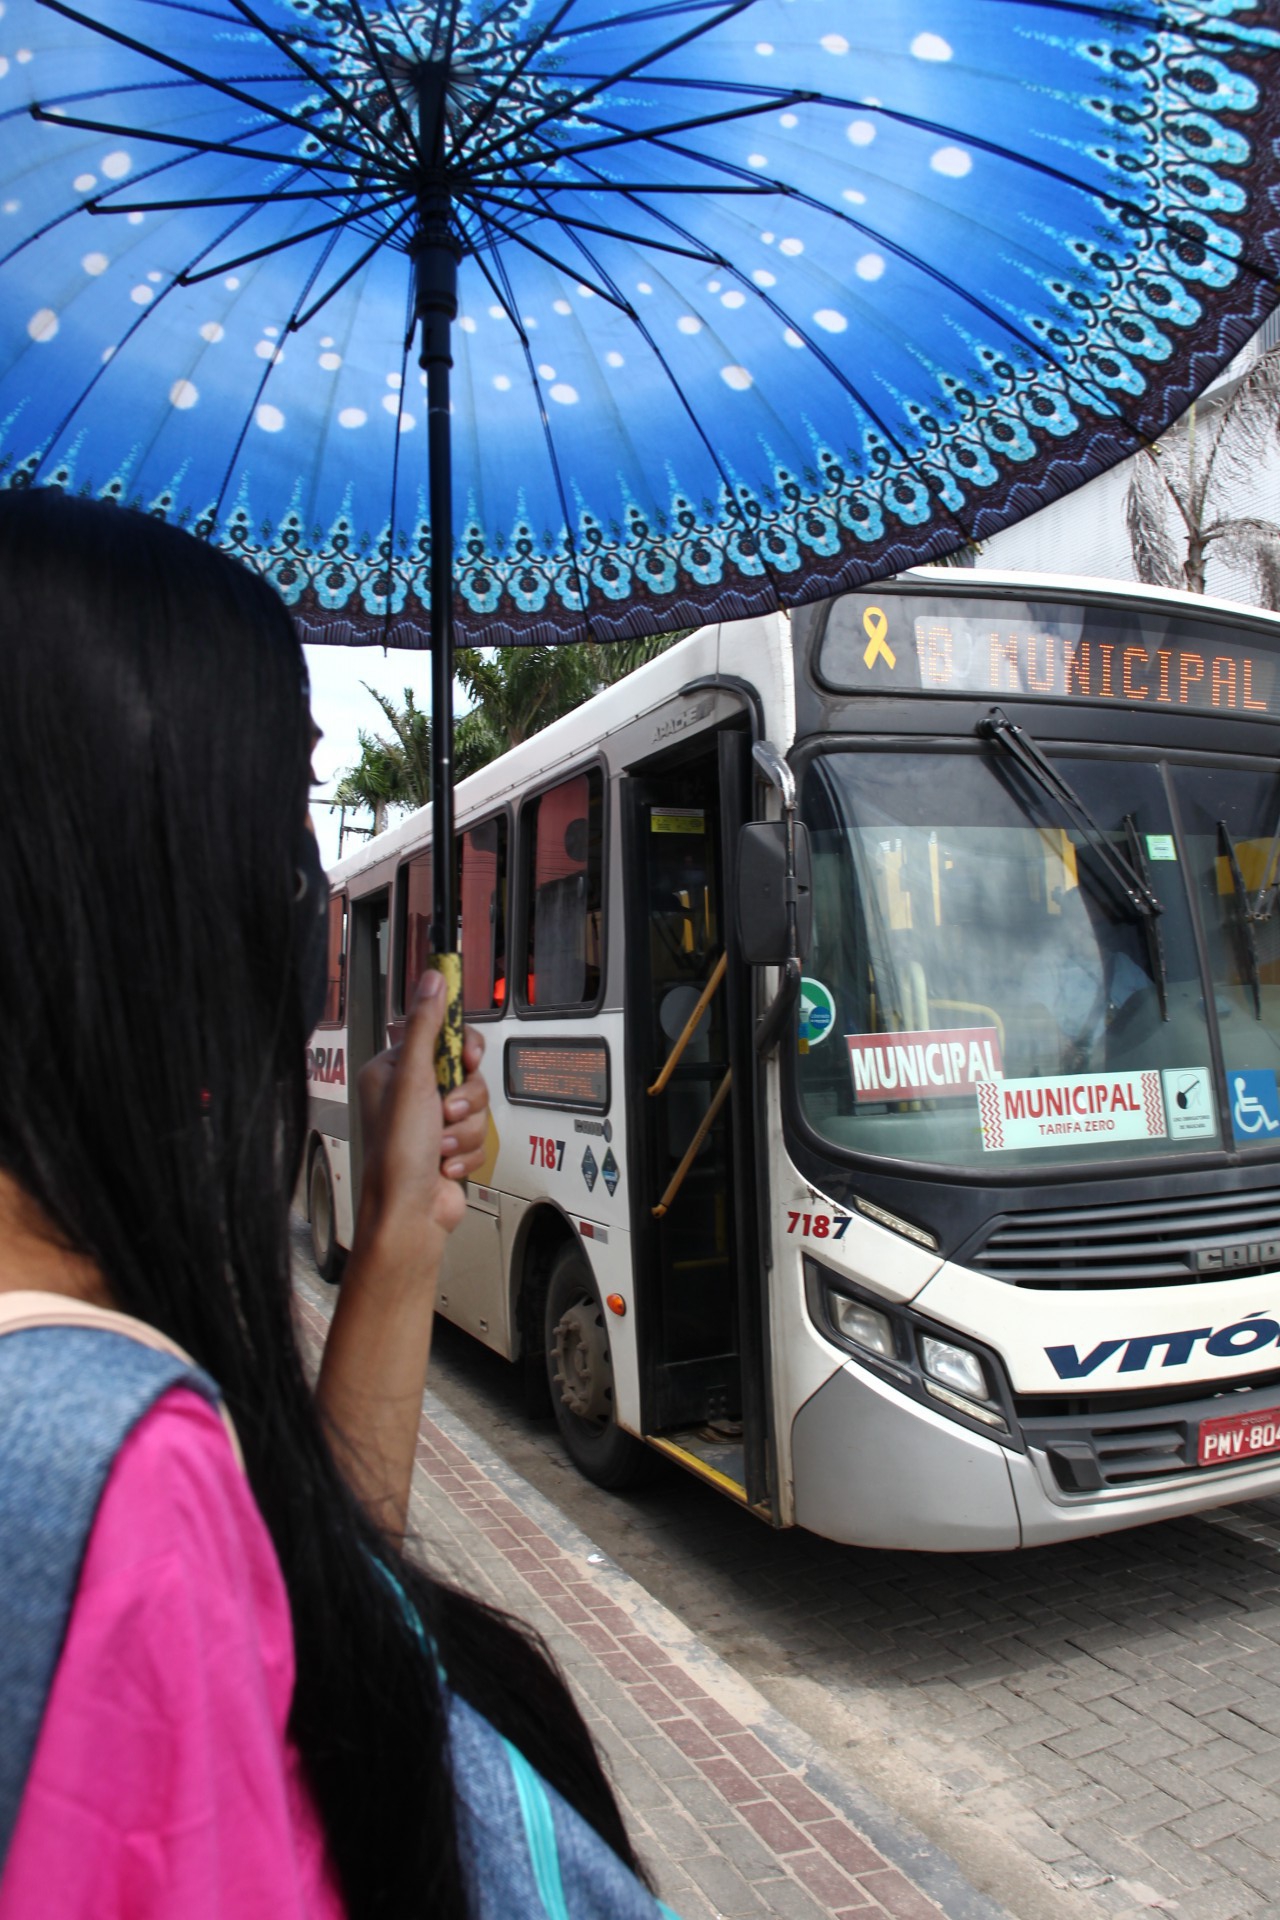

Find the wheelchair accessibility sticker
[[1231, 1070, 1280, 1142]]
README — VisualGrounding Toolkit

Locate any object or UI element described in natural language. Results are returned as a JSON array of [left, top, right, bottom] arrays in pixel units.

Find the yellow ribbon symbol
[[862, 606, 896, 672]]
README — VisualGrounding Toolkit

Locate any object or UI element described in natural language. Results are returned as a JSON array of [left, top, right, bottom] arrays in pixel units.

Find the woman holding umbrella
[[0, 490, 671, 1920]]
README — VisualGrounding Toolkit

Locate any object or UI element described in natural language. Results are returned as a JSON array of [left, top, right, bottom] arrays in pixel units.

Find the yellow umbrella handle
[[427, 951, 465, 1091]]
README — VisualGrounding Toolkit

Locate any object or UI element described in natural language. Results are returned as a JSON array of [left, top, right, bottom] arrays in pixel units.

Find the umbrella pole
[[415, 199, 465, 1090]]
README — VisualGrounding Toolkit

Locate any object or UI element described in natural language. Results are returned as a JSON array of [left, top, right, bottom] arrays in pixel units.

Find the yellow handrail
[[647, 951, 727, 1097], [652, 1069, 732, 1219]]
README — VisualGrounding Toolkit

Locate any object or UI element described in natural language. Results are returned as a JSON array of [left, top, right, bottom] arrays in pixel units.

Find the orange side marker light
[[605, 1294, 627, 1317]]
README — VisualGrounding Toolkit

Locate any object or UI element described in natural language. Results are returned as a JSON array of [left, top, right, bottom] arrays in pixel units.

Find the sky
[[303, 643, 468, 868]]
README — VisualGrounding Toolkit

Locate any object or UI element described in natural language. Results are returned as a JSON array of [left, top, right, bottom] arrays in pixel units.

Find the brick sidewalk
[[293, 1274, 1009, 1920]]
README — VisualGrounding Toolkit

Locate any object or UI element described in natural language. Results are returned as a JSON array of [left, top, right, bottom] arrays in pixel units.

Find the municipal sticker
[[1146, 834, 1177, 862], [1163, 1067, 1217, 1140], [977, 1071, 1166, 1151], [848, 1026, 1003, 1101], [581, 1145, 599, 1192], [1230, 1069, 1280, 1142], [799, 978, 837, 1050], [601, 1148, 620, 1196]]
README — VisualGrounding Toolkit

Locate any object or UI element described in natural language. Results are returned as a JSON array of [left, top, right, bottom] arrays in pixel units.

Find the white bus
[[307, 569, 1280, 1551]]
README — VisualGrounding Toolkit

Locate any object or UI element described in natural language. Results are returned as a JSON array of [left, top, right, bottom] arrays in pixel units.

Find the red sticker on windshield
[[847, 1027, 1003, 1103]]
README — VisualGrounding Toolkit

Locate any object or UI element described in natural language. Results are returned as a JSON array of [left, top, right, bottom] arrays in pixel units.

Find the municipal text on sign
[[819, 593, 1280, 720]]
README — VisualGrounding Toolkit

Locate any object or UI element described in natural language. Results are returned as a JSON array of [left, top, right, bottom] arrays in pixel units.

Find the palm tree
[[330, 684, 430, 833], [1126, 343, 1280, 603], [333, 630, 692, 831], [453, 629, 689, 770]]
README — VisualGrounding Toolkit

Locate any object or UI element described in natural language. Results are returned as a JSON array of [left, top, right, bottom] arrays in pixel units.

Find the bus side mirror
[[736, 821, 812, 965]]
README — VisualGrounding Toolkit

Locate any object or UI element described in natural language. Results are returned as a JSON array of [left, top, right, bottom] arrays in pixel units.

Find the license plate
[[1198, 1406, 1280, 1467]]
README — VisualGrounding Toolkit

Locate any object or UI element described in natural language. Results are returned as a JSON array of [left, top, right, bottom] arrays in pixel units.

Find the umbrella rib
[[643, 131, 1150, 431], [90, 186, 378, 212], [335, 2, 426, 167], [32, 0, 376, 169], [468, 88, 808, 178], [23, 187, 290, 488], [208, 227, 345, 531], [521, 179, 771, 194], [291, 206, 415, 330], [474, 214, 595, 635], [0, 140, 219, 271], [549, 0, 739, 43], [538, 208, 797, 615], [31, 105, 353, 179], [563, 158, 988, 553], [178, 193, 407, 282], [220, 0, 399, 159], [461, 200, 630, 310], [457, 0, 576, 156], [381, 284, 420, 645], [473, 189, 725, 265], [463, 0, 756, 172]]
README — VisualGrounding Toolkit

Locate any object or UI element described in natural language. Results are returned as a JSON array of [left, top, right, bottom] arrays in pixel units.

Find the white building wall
[[978, 316, 1280, 607]]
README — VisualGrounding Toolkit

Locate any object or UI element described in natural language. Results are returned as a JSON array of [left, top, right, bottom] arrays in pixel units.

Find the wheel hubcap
[[551, 1296, 611, 1422]]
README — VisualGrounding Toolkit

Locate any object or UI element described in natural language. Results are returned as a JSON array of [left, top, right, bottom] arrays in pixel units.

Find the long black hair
[[0, 488, 643, 1916]]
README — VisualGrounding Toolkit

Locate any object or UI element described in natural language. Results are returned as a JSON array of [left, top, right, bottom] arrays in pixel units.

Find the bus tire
[[308, 1144, 345, 1286], [544, 1243, 654, 1490]]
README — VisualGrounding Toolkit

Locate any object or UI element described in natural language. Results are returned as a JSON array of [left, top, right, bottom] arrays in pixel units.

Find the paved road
[[296, 1225, 1280, 1920]]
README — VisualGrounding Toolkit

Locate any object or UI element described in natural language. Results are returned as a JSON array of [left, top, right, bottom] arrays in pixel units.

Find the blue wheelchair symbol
[[1231, 1070, 1280, 1141]]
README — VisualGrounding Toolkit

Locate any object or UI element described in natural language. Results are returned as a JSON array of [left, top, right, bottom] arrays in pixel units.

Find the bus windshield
[[797, 746, 1225, 1171]]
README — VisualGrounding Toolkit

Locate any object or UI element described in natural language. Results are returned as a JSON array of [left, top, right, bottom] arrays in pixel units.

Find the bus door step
[[646, 1426, 748, 1502]]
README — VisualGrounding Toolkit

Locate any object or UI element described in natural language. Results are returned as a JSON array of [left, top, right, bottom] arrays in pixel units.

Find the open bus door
[[622, 725, 778, 1519]]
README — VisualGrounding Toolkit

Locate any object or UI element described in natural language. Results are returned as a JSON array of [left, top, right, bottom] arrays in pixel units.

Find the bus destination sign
[[819, 594, 1280, 720]]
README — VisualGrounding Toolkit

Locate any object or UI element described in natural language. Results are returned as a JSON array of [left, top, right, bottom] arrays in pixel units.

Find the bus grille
[[968, 1187, 1280, 1289]]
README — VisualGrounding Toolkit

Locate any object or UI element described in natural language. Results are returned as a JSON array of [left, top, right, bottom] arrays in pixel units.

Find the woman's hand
[[354, 970, 489, 1269], [316, 971, 490, 1535]]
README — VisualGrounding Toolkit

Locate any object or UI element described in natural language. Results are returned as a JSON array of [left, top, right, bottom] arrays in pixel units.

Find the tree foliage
[[1126, 343, 1280, 603], [333, 631, 688, 833]]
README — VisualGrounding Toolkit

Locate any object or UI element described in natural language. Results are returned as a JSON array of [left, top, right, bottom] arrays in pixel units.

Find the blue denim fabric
[[449, 1691, 677, 1920], [0, 1327, 219, 1869]]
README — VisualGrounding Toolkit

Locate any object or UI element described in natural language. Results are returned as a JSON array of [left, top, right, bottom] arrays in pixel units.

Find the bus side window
[[402, 849, 433, 1005], [318, 892, 348, 1027], [461, 816, 508, 1014], [521, 770, 604, 1008]]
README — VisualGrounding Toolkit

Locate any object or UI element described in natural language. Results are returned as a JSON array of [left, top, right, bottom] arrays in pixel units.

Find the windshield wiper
[[1122, 814, 1170, 1024], [1248, 801, 1280, 925], [980, 709, 1163, 920], [1218, 819, 1264, 1019], [981, 708, 1169, 1025]]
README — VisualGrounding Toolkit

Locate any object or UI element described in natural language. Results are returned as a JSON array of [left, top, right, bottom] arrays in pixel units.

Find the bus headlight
[[830, 1295, 896, 1360], [920, 1335, 988, 1402]]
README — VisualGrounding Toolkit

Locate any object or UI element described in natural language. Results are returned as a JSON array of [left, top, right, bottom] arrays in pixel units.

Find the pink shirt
[[0, 1389, 346, 1919]]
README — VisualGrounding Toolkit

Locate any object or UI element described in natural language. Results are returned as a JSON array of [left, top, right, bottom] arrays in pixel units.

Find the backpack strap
[[0, 1293, 236, 1868]]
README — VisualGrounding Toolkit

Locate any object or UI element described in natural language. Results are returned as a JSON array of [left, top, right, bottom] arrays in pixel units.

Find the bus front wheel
[[308, 1145, 345, 1286], [544, 1244, 653, 1490]]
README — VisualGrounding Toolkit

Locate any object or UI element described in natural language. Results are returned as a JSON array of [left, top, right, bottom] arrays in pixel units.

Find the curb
[[426, 1394, 1015, 1920]]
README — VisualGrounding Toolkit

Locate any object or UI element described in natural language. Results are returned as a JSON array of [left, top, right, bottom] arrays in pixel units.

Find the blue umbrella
[[3, 0, 1280, 1070]]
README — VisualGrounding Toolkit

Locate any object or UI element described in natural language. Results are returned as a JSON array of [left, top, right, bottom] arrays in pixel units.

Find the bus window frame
[[391, 806, 515, 1022], [514, 755, 609, 1022], [315, 889, 348, 1030]]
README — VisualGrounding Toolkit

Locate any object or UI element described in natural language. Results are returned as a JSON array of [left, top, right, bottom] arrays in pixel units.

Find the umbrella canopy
[[3, 0, 1280, 653]]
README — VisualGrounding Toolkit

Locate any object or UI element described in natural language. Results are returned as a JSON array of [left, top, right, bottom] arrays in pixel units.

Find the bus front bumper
[[790, 1357, 1280, 1552]]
